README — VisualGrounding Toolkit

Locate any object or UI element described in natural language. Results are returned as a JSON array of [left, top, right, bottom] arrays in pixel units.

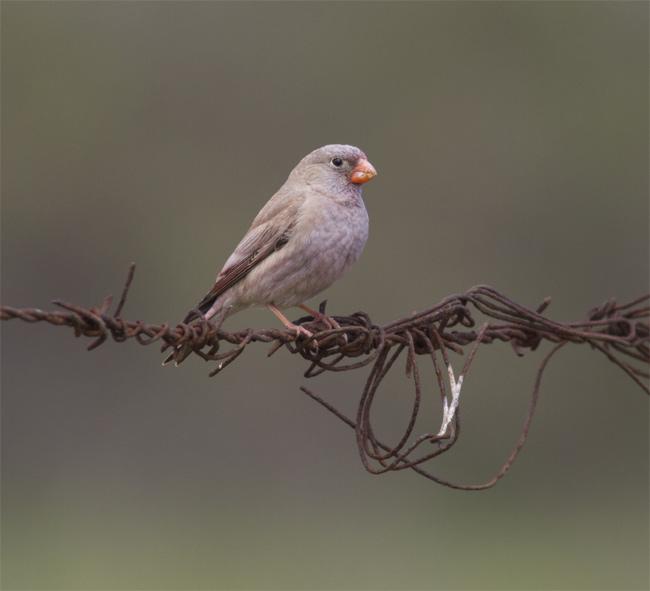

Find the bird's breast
[[280, 197, 368, 300], [299, 196, 368, 266], [234, 196, 369, 309]]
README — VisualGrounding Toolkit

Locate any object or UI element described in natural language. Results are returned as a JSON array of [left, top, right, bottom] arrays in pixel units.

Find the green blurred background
[[2, 2, 648, 590]]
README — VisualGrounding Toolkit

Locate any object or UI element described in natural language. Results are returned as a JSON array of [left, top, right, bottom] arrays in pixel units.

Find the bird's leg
[[298, 304, 341, 330], [267, 304, 313, 339]]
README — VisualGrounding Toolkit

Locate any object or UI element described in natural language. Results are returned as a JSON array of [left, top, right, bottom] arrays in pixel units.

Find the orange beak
[[349, 158, 378, 185]]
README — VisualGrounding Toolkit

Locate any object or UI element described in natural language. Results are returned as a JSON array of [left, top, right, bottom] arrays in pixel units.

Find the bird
[[163, 144, 377, 366]]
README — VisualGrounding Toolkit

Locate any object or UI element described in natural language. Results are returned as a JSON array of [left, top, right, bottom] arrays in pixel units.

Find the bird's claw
[[293, 324, 313, 339], [317, 315, 336, 330], [293, 324, 319, 352], [320, 316, 348, 346]]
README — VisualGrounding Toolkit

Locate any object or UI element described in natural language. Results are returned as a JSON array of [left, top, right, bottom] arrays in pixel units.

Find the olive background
[[2, 2, 648, 590]]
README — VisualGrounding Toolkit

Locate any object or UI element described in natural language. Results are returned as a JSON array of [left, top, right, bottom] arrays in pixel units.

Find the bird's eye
[[331, 157, 344, 167]]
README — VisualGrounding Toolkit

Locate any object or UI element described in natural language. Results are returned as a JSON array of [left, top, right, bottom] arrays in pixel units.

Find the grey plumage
[[164, 144, 376, 366]]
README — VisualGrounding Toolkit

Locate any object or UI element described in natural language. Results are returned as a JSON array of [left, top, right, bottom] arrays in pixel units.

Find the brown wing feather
[[183, 187, 304, 324], [184, 230, 290, 323]]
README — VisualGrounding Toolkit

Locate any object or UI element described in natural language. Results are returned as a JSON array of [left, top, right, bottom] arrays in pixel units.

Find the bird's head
[[291, 144, 377, 195]]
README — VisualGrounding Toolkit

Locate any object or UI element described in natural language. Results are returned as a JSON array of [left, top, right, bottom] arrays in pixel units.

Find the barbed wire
[[2, 263, 648, 490]]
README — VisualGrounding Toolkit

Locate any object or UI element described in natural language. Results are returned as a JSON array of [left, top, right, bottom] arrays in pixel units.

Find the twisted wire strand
[[2, 263, 648, 489]]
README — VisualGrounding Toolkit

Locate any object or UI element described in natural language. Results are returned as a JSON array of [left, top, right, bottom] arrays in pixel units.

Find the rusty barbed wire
[[2, 263, 648, 490]]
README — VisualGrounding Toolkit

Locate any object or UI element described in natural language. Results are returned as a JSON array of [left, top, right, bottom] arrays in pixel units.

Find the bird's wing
[[185, 191, 303, 322]]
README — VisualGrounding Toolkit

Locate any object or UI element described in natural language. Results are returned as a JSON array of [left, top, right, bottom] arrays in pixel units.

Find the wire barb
[[2, 265, 648, 489]]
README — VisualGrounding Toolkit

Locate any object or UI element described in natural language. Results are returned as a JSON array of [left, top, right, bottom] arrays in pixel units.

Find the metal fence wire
[[2, 264, 648, 490]]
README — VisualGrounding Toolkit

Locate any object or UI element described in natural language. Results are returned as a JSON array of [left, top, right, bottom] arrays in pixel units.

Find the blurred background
[[2, 2, 648, 590]]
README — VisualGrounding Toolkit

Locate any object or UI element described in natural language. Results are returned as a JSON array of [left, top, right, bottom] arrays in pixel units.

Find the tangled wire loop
[[2, 264, 648, 490]]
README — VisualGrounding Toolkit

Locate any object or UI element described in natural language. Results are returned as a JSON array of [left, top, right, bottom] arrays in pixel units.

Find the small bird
[[163, 144, 377, 366]]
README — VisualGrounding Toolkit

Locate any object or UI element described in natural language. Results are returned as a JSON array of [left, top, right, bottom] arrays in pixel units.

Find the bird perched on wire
[[163, 144, 377, 366]]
